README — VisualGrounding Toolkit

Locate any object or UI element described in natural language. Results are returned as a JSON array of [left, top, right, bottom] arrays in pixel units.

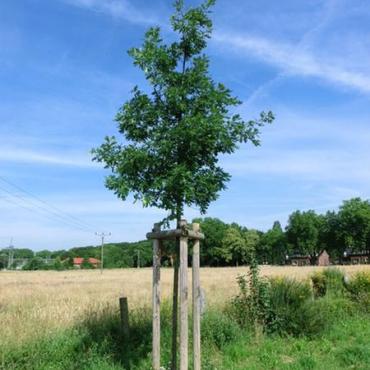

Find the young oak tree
[[92, 0, 274, 227]]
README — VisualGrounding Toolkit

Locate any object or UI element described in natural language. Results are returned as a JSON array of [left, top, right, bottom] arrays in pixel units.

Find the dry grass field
[[1, 265, 369, 348]]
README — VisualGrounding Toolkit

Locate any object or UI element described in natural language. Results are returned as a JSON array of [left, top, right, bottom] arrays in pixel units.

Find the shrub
[[53, 257, 64, 271], [230, 273, 343, 337], [266, 278, 318, 336], [273, 299, 326, 337], [345, 271, 370, 312], [230, 265, 366, 338], [202, 310, 241, 349], [346, 271, 370, 295], [311, 268, 345, 298], [230, 257, 270, 333], [22, 257, 47, 270], [81, 259, 95, 269], [311, 272, 326, 297], [267, 278, 356, 337], [313, 296, 356, 323], [269, 278, 312, 309]]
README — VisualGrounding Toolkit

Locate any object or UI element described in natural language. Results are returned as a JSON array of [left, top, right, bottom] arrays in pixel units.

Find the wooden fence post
[[192, 223, 201, 370], [179, 219, 188, 370], [120, 296, 130, 369], [119, 297, 130, 342], [152, 223, 161, 370], [171, 244, 179, 370]]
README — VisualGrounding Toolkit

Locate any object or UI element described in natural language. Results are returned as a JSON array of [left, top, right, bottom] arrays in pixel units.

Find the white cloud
[[214, 32, 370, 94], [0, 198, 160, 250], [0, 147, 97, 168], [49, 197, 164, 216], [256, 107, 370, 146], [62, 0, 158, 25], [223, 147, 370, 183]]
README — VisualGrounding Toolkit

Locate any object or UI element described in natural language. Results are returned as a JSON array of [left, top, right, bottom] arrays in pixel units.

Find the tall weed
[[311, 268, 345, 298], [345, 271, 370, 312], [201, 310, 241, 349], [230, 256, 270, 335], [267, 278, 320, 336]]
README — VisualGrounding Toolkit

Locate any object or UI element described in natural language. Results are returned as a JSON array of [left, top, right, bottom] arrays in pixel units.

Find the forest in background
[[1, 197, 369, 270]]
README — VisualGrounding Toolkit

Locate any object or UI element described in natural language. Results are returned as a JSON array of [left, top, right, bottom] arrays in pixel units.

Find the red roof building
[[73, 257, 100, 268], [88, 258, 100, 267], [73, 257, 84, 266]]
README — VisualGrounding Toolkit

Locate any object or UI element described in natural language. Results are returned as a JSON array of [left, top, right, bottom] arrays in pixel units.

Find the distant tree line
[[196, 198, 370, 266], [1, 198, 369, 270], [0, 241, 152, 270]]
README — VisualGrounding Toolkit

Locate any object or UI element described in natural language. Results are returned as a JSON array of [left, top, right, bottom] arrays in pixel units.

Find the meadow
[[1, 265, 369, 369]]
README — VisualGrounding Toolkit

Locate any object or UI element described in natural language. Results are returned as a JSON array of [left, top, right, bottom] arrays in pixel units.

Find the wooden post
[[119, 297, 130, 342], [147, 221, 205, 370], [171, 247, 179, 370], [179, 219, 188, 370], [152, 223, 161, 370], [120, 296, 130, 369], [192, 223, 201, 370]]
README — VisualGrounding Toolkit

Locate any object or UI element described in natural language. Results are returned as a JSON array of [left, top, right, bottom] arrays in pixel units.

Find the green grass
[[212, 314, 370, 369], [1, 269, 370, 369], [1, 307, 369, 370]]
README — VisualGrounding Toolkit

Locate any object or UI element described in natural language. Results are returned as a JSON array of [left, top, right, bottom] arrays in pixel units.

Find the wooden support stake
[[120, 296, 130, 369], [152, 223, 161, 370], [192, 223, 201, 370], [179, 219, 188, 370], [171, 246, 179, 370], [119, 297, 130, 343]]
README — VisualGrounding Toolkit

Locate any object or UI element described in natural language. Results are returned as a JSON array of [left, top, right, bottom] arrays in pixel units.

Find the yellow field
[[1, 265, 369, 347]]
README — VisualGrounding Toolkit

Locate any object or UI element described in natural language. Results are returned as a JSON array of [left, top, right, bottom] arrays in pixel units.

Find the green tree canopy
[[22, 257, 47, 271], [286, 210, 324, 257], [259, 221, 286, 264], [13, 248, 34, 259], [92, 0, 274, 224], [0, 254, 6, 269], [243, 229, 260, 258], [192, 217, 228, 265], [35, 250, 52, 259], [221, 227, 257, 266], [337, 198, 370, 251], [221, 227, 245, 265], [320, 211, 341, 259]]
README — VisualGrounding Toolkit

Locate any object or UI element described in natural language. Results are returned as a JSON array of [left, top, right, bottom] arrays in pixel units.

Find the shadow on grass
[[74, 301, 246, 370], [76, 302, 173, 370], [0, 302, 174, 370]]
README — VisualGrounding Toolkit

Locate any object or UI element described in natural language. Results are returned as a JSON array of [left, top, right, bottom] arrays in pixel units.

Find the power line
[[0, 176, 98, 232], [1, 192, 40, 214], [0, 175, 97, 231], [0, 180, 98, 233], [0, 184, 92, 232], [0, 190, 94, 233]]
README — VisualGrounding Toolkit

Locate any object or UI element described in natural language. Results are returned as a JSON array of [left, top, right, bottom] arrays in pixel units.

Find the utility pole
[[7, 237, 14, 270], [95, 232, 111, 274]]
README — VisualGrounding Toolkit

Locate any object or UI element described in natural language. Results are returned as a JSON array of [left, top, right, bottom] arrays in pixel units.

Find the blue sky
[[1, 0, 370, 250]]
